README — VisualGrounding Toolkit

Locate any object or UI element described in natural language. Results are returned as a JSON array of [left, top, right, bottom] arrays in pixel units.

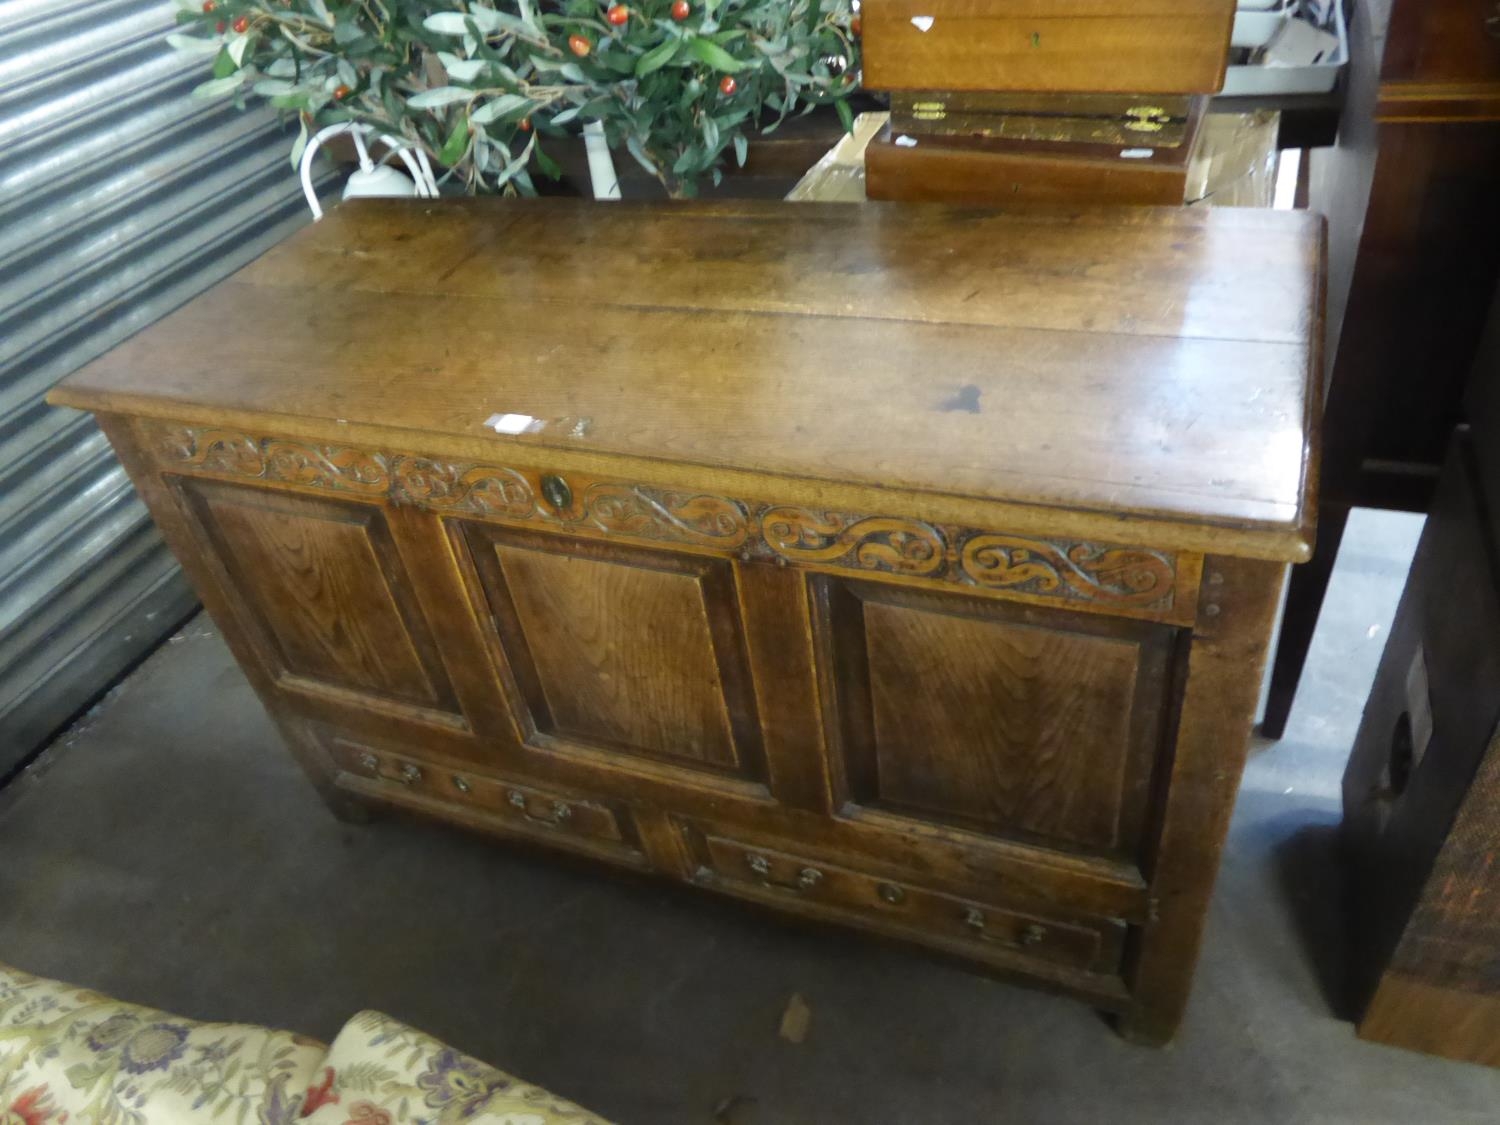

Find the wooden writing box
[[865, 122, 1198, 206], [889, 92, 1204, 149], [861, 0, 1237, 95], [48, 199, 1323, 1044]]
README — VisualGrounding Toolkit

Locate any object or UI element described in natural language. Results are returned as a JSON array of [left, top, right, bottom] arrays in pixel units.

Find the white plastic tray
[[1232, 0, 1289, 49], [1221, 0, 1346, 96]]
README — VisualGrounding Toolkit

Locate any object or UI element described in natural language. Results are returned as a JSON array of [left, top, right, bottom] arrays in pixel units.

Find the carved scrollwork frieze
[[147, 423, 1187, 618]]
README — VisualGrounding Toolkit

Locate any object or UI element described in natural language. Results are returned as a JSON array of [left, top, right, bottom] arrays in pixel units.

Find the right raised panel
[[814, 577, 1182, 864]]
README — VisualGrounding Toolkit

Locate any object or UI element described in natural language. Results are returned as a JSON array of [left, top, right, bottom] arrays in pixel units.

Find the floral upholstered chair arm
[[299, 1011, 609, 1125], [0, 962, 612, 1125]]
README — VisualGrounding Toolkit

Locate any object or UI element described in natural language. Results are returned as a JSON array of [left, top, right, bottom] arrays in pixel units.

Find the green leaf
[[470, 93, 530, 124], [635, 38, 678, 77], [835, 96, 853, 133], [210, 46, 237, 79], [423, 12, 471, 35], [438, 51, 488, 83], [732, 132, 747, 166], [192, 74, 243, 98], [165, 32, 221, 54], [625, 134, 659, 175], [407, 86, 472, 108], [289, 118, 309, 169], [533, 140, 562, 179], [686, 36, 742, 72], [437, 115, 471, 165]]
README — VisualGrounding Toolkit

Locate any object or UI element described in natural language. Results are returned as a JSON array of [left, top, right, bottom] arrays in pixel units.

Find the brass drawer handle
[[964, 908, 1048, 949], [357, 751, 379, 774], [507, 789, 572, 825], [452, 776, 472, 795], [397, 763, 423, 786], [744, 853, 823, 892], [877, 882, 905, 906]]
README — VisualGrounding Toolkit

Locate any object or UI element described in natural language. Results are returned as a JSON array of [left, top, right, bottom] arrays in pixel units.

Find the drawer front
[[325, 734, 642, 858], [683, 824, 1126, 979]]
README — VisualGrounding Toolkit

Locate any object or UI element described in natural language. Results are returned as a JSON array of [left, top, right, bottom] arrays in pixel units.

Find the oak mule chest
[[51, 199, 1323, 1044]]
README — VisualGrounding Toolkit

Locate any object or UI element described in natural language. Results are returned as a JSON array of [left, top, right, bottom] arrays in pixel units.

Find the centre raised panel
[[815, 577, 1181, 861], [456, 522, 767, 782]]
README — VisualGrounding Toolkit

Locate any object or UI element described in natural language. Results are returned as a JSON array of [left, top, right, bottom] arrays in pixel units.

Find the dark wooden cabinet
[[50, 198, 1321, 1045], [1344, 430, 1500, 1067]]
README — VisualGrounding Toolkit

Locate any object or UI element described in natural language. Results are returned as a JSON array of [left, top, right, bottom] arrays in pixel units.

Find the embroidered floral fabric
[[0, 963, 610, 1125], [299, 1011, 609, 1125], [0, 961, 323, 1124]]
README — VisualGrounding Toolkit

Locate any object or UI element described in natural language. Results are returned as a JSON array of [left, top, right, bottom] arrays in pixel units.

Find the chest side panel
[[455, 521, 768, 786], [815, 576, 1180, 865], [176, 476, 462, 724]]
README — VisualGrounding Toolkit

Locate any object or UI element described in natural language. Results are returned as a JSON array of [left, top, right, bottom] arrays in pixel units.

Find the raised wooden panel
[[817, 578, 1178, 859], [178, 478, 460, 718], [457, 523, 767, 781]]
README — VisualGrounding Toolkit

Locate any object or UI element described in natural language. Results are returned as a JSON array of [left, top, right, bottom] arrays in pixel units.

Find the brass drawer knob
[[357, 751, 379, 773], [508, 789, 528, 810], [452, 776, 472, 795], [398, 763, 422, 785], [540, 473, 572, 511], [877, 882, 905, 906], [963, 907, 986, 931], [797, 867, 824, 890], [746, 853, 772, 876], [550, 800, 573, 823]]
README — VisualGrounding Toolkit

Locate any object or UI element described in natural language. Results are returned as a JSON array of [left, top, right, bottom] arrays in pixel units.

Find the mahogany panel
[[177, 477, 460, 718]]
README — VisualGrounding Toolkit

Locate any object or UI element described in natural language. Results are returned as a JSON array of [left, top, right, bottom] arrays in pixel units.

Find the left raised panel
[[175, 477, 464, 725]]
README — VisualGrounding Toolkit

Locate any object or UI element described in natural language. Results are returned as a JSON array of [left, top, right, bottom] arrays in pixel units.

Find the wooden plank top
[[51, 198, 1324, 561]]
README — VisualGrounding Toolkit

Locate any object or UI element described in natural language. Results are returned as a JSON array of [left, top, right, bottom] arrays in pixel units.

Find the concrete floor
[[4, 509, 1500, 1123]]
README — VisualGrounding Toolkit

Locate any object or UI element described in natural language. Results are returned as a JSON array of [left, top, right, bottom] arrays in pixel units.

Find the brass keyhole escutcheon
[[540, 473, 572, 511]]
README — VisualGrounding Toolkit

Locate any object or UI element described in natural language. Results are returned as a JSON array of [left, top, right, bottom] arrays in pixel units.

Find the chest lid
[[51, 198, 1323, 563]]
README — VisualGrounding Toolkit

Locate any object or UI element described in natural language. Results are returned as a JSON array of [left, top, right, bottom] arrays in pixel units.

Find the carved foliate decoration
[[579, 484, 749, 547], [391, 457, 534, 517], [761, 508, 945, 577], [149, 424, 1187, 617], [959, 535, 1175, 606]]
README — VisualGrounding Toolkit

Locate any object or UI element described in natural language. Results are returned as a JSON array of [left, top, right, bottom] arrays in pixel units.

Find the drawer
[[324, 734, 644, 861], [683, 825, 1126, 979]]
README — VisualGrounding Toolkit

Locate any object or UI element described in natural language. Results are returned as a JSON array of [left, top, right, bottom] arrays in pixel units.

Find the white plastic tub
[[1221, 0, 1347, 96]]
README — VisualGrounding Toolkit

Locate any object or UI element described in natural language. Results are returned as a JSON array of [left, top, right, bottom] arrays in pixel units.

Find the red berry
[[518, 117, 532, 132], [605, 4, 628, 24], [333, 84, 352, 100], [718, 75, 737, 95], [568, 33, 591, 55], [850, 14, 861, 34], [215, 19, 226, 31], [671, 0, 689, 18], [232, 15, 249, 31], [201, 0, 214, 10]]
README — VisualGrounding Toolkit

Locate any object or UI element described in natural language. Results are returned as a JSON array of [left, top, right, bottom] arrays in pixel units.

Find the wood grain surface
[[51, 198, 1323, 561]]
